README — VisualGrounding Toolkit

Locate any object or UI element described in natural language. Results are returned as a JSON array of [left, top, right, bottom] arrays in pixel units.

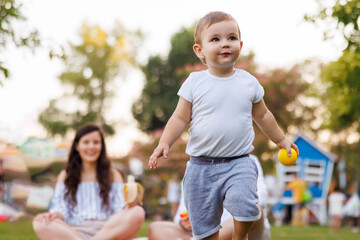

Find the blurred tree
[[0, 0, 40, 84], [132, 26, 199, 132], [305, 0, 360, 128], [39, 22, 142, 136], [305, 0, 359, 52], [251, 63, 313, 167], [305, 0, 360, 181]]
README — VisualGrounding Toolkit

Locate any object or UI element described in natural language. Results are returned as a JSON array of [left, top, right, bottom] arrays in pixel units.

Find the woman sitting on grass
[[33, 124, 145, 240]]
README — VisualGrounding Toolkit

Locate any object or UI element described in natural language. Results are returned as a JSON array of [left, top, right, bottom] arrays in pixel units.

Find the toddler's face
[[196, 20, 242, 72]]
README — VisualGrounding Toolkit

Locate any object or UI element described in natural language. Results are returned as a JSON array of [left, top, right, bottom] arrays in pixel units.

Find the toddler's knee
[[234, 221, 255, 239]]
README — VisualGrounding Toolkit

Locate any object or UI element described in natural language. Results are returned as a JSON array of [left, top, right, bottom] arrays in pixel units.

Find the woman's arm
[[57, 170, 66, 182], [47, 170, 69, 219], [33, 170, 67, 224], [33, 211, 64, 224], [111, 168, 124, 183]]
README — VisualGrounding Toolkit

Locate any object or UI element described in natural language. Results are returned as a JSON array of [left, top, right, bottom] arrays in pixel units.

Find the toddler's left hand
[[276, 137, 299, 157]]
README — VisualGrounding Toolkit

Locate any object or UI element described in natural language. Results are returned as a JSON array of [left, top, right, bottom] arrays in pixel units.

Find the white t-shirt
[[328, 192, 346, 216], [177, 69, 264, 157]]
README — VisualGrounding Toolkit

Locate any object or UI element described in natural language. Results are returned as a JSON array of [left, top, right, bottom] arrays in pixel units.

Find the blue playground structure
[[276, 131, 336, 225]]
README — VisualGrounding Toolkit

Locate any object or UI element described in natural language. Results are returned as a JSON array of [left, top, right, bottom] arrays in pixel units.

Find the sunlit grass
[[0, 220, 359, 240]]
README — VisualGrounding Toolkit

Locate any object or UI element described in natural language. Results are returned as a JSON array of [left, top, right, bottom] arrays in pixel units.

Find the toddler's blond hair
[[194, 11, 241, 45]]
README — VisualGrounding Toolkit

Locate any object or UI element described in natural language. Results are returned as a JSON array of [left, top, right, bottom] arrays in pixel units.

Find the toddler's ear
[[193, 44, 205, 62], [239, 41, 243, 51]]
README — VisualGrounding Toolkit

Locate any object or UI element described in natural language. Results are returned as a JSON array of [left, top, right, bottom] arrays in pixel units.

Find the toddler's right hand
[[148, 143, 169, 169]]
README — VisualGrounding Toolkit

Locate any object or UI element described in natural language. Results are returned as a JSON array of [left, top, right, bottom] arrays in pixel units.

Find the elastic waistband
[[190, 154, 249, 164]]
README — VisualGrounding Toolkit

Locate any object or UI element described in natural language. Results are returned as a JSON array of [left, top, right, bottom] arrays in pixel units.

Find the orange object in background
[[180, 211, 188, 218]]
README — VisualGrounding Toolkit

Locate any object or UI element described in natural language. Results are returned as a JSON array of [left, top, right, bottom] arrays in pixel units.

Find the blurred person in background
[[285, 173, 307, 226], [33, 124, 145, 240], [167, 174, 181, 219], [343, 182, 360, 233], [328, 185, 346, 232]]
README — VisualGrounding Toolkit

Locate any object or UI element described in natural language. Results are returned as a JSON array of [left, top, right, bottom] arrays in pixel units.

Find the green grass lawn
[[0, 220, 358, 240], [270, 225, 358, 240]]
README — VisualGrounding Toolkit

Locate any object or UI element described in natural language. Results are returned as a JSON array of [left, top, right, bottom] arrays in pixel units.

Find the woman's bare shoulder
[[111, 168, 124, 183], [56, 170, 67, 183]]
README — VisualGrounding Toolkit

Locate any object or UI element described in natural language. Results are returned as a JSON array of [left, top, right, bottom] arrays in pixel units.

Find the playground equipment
[[276, 132, 336, 225]]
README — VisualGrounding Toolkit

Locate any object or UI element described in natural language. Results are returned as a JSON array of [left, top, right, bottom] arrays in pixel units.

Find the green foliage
[[132, 56, 174, 132], [331, 0, 360, 51], [319, 50, 360, 176], [132, 26, 199, 132], [0, 0, 40, 83], [305, 0, 360, 51], [260, 66, 310, 131], [306, 0, 360, 181], [167, 26, 198, 70], [305, 0, 360, 129], [39, 23, 142, 136], [242, 61, 313, 165], [321, 50, 360, 128]]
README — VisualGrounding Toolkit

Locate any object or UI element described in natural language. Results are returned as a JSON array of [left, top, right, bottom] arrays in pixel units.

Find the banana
[[123, 175, 144, 206]]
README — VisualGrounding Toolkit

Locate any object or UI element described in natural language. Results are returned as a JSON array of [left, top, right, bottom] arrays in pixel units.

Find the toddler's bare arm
[[252, 99, 299, 156], [149, 97, 192, 169]]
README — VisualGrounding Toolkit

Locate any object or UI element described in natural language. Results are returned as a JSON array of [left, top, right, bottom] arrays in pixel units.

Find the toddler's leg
[[183, 160, 224, 239], [223, 157, 261, 240], [233, 220, 254, 240], [247, 205, 265, 240]]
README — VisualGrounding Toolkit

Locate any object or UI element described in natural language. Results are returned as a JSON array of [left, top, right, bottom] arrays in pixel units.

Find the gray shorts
[[182, 155, 261, 239]]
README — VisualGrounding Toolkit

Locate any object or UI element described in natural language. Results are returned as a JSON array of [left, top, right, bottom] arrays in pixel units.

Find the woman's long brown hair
[[64, 124, 111, 210]]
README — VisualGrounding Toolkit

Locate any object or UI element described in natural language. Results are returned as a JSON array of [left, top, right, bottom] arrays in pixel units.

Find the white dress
[[50, 182, 125, 224]]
